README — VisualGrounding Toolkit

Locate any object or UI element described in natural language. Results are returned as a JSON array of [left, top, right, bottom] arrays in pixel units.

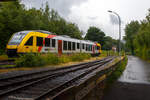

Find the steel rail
[[0, 57, 113, 99], [34, 60, 111, 100]]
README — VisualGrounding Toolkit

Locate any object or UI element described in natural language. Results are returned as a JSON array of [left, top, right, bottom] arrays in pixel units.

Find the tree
[[85, 26, 105, 46], [102, 36, 118, 50], [124, 9, 150, 60], [133, 10, 150, 59], [124, 21, 140, 55], [0, 1, 82, 53]]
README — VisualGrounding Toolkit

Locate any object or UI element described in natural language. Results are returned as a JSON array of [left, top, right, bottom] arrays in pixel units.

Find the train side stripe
[[38, 46, 42, 52], [47, 35, 56, 38]]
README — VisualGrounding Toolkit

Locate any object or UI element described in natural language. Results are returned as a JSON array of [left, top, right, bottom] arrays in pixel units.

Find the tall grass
[[100, 50, 123, 57], [16, 53, 46, 67], [15, 53, 92, 67]]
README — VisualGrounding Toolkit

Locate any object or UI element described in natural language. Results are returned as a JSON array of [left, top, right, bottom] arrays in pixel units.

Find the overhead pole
[[108, 10, 121, 56]]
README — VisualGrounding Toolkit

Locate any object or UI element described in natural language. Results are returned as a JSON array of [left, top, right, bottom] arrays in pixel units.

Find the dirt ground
[[102, 81, 150, 100]]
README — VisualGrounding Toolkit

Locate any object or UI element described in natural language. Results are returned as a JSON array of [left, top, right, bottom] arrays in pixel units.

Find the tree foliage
[[85, 26, 105, 46], [103, 36, 117, 50], [0, 1, 121, 54], [0, 1, 82, 53], [124, 21, 140, 55], [124, 9, 150, 60], [85, 26, 119, 50]]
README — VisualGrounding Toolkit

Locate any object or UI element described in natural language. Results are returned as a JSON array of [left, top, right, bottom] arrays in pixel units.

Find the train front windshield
[[8, 32, 28, 45]]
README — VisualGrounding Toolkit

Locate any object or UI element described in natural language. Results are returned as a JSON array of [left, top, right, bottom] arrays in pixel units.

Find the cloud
[[87, 16, 98, 20], [21, 0, 88, 17], [20, 0, 150, 39]]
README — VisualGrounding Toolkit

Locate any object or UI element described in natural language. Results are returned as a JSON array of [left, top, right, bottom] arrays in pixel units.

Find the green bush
[[44, 53, 60, 65], [15, 53, 92, 67], [16, 53, 46, 67]]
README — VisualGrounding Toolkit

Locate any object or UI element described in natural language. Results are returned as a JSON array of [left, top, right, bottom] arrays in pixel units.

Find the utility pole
[[108, 10, 121, 56]]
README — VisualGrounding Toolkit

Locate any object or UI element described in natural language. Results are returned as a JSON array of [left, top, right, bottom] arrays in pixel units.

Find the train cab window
[[72, 42, 75, 50], [37, 37, 43, 46], [77, 43, 80, 49], [45, 38, 50, 47], [25, 36, 33, 46], [63, 41, 67, 50], [82, 44, 85, 49], [68, 41, 71, 50], [52, 39, 56, 47]]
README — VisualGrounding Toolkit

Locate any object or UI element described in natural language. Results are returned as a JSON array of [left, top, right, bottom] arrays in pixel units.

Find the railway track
[[0, 56, 115, 100], [0, 59, 15, 66]]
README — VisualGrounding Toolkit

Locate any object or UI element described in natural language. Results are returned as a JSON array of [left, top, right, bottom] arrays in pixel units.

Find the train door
[[58, 40, 62, 55], [22, 36, 35, 53]]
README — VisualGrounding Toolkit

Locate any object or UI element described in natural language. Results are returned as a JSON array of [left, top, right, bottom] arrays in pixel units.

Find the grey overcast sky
[[21, 0, 150, 39]]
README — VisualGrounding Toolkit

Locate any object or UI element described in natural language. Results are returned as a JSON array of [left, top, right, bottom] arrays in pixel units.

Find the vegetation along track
[[0, 59, 15, 66], [0, 56, 115, 100]]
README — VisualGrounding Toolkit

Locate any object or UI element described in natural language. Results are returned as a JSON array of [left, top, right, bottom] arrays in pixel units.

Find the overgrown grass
[[0, 65, 15, 68], [100, 50, 125, 57], [106, 56, 128, 86], [15, 53, 92, 67], [0, 55, 8, 60]]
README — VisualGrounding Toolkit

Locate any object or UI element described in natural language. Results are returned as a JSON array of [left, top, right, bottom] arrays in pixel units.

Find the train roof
[[16, 30, 53, 35], [81, 40, 96, 45], [54, 35, 81, 43], [15, 30, 99, 45]]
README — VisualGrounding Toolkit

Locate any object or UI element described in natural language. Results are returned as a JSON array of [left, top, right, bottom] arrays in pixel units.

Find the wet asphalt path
[[102, 56, 150, 100]]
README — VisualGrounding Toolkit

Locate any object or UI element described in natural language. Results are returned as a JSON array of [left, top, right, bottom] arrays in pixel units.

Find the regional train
[[6, 30, 101, 57]]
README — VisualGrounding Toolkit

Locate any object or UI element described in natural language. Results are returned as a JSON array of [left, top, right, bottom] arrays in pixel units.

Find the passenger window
[[86, 44, 88, 51], [77, 43, 80, 49], [88, 45, 90, 51], [45, 38, 50, 47], [89, 45, 91, 51], [72, 42, 75, 50], [68, 41, 71, 50], [52, 39, 55, 47], [37, 37, 43, 46], [63, 41, 67, 50], [82, 44, 85, 49], [25, 36, 33, 46]]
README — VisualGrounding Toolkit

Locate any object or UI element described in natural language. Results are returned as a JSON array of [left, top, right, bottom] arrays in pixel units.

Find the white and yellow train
[[6, 30, 101, 57]]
